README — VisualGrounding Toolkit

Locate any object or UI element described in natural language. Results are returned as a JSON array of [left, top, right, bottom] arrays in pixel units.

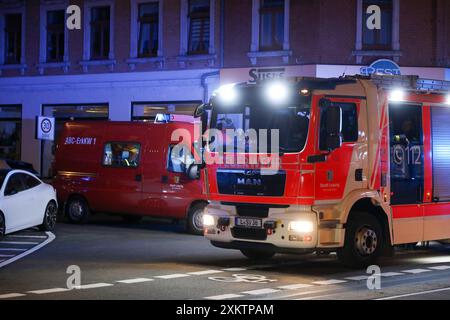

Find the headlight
[[203, 214, 215, 227], [214, 83, 238, 105], [389, 89, 405, 102], [289, 221, 314, 233], [265, 82, 289, 104]]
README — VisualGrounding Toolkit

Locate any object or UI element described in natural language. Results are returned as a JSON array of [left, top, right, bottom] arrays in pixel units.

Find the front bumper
[[204, 202, 321, 250]]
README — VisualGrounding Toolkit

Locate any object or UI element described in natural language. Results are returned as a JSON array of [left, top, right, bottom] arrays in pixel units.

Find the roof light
[[300, 88, 310, 96], [265, 82, 289, 104], [214, 83, 238, 105], [389, 89, 405, 102]]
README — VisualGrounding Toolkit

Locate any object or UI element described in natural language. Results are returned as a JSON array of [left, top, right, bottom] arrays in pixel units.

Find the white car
[[0, 169, 57, 237]]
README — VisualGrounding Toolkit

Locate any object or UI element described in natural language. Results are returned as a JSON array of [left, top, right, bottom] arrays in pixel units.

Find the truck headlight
[[203, 214, 215, 227], [289, 221, 314, 233]]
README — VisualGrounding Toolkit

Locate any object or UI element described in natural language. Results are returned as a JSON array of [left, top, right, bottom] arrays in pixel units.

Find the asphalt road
[[1, 214, 450, 300]]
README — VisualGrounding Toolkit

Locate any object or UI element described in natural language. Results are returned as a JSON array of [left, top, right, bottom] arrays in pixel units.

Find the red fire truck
[[197, 75, 450, 267], [53, 116, 207, 234]]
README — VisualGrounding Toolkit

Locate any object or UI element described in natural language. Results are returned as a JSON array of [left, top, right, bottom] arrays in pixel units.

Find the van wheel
[[241, 249, 275, 261], [186, 202, 207, 235], [39, 201, 57, 231], [0, 213, 5, 238], [337, 212, 383, 268], [65, 196, 90, 224], [122, 215, 143, 223]]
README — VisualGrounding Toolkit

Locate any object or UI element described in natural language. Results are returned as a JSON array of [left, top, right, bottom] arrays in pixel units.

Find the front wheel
[[240, 249, 275, 261], [186, 202, 207, 235], [65, 196, 90, 224], [40, 201, 58, 231], [337, 212, 383, 268]]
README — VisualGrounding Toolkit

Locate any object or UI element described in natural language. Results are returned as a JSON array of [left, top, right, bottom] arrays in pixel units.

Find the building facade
[[0, 0, 449, 177]]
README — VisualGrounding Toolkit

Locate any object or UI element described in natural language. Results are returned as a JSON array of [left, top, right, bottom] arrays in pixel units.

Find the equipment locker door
[[389, 103, 424, 243]]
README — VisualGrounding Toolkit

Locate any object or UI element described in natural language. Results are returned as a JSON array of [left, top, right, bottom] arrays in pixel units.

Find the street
[[1, 215, 450, 300]]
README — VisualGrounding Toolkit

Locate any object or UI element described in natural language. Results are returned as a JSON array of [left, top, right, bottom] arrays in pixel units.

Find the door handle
[[135, 174, 142, 182]]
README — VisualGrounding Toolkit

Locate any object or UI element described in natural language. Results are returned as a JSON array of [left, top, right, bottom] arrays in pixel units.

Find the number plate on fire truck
[[235, 217, 262, 229]]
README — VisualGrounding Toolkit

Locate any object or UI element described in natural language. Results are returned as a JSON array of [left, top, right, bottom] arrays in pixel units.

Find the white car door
[[21, 173, 47, 226], [2, 172, 28, 232]]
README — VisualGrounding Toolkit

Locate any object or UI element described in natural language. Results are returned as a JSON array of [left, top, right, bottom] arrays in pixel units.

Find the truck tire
[[39, 201, 58, 231], [186, 202, 207, 235], [337, 212, 383, 268], [240, 249, 275, 261], [65, 196, 91, 224]]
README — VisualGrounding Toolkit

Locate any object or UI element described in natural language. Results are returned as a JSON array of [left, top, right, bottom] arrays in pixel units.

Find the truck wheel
[[122, 215, 143, 223], [65, 196, 90, 224], [337, 212, 383, 268], [240, 249, 275, 261], [186, 202, 207, 235], [39, 201, 57, 231]]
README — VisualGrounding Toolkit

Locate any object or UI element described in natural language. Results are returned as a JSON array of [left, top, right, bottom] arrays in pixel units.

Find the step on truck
[[195, 75, 450, 267], [53, 115, 207, 235]]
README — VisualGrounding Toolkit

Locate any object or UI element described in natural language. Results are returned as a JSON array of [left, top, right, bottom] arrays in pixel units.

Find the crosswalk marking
[[222, 267, 247, 272], [6, 235, 47, 239], [312, 279, 347, 285], [155, 274, 191, 279], [76, 283, 114, 290], [428, 265, 450, 270], [0, 293, 26, 299], [187, 270, 224, 276], [28, 288, 71, 295], [402, 269, 431, 274], [242, 288, 281, 295], [278, 284, 314, 290], [0, 241, 39, 245], [380, 272, 404, 277], [0, 248, 27, 251], [116, 278, 154, 284], [345, 275, 370, 281], [205, 293, 245, 300]]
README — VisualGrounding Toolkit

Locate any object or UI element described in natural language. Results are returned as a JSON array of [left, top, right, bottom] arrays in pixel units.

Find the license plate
[[235, 217, 262, 229]]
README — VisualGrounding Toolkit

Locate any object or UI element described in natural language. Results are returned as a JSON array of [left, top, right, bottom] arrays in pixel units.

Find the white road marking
[[402, 268, 431, 274], [0, 248, 27, 251], [0, 254, 15, 258], [76, 283, 113, 290], [428, 265, 450, 270], [116, 278, 154, 284], [296, 293, 336, 300], [205, 293, 245, 300], [187, 270, 224, 276], [155, 274, 191, 279], [242, 288, 281, 295], [0, 232, 55, 269], [0, 293, 26, 299], [376, 287, 450, 300], [380, 272, 404, 277], [268, 288, 332, 300], [28, 288, 71, 295], [312, 279, 347, 285], [345, 275, 369, 281], [278, 284, 314, 290], [0, 241, 39, 245], [222, 268, 247, 271]]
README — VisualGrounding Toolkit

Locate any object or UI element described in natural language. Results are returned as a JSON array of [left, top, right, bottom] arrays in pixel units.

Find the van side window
[[103, 143, 141, 168], [167, 144, 194, 173]]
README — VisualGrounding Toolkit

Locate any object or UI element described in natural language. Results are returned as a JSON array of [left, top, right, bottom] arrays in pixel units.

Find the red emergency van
[[53, 117, 207, 234]]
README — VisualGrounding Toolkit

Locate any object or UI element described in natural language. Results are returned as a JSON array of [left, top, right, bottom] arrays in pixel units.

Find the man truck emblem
[[237, 178, 262, 186]]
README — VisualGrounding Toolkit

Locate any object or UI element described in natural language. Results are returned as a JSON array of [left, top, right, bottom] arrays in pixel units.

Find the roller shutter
[[432, 106, 450, 201]]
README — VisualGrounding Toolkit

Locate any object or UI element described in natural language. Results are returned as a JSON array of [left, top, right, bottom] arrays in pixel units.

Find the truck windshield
[[209, 87, 311, 153]]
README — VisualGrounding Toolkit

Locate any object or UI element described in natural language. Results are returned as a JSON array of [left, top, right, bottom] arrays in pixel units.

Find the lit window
[[103, 143, 141, 168]]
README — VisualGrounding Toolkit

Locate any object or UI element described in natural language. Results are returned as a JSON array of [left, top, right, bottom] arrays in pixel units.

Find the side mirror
[[186, 164, 200, 180], [320, 100, 342, 151], [194, 103, 210, 118]]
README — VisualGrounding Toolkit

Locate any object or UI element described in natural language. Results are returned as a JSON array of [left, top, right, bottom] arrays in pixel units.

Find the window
[[103, 143, 141, 168], [132, 101, 201, 121], [46, 10, 65, 62], [188, 0, 210, 54], [319, 103, 358, 151], [22, 174, 41, 190], [0, 105, 21, 161], [4, 173, 24, 196], [259, 0, 284, 51], [138, 2, 159, 57], [362, 0, 392, 49], [4, 13, 22, 64], [167, 144, 194, 173], [90, 6, 110, 60]]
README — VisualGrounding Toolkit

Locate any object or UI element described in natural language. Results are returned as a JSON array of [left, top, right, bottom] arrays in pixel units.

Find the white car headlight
[[203, 214, 215, 227], [289, 221, 314, 233]]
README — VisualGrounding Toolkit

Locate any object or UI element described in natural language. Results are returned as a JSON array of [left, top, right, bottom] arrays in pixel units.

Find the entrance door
[[389, 103, 424, 243]]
